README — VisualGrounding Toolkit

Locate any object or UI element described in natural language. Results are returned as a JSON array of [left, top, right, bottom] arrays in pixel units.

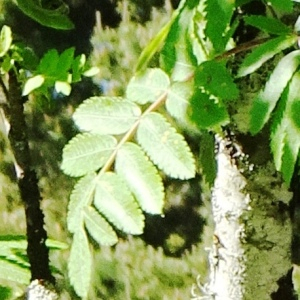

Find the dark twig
[[6, 70, 54, 283]]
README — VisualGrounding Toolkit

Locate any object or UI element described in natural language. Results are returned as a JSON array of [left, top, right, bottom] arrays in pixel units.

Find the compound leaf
[[126, 68, 170, 104], [115, 142, 164, 214], [94, 172, 144, 235], [83, 206, 118, 246], [238, 35, 297, 77], [68, 228, 92, 299], [73, 97, 141, 135], [67, 173, 97, 233], [250, 50, 300, 134], [137, 112, 195, 179], [61, 133, 117, 177]]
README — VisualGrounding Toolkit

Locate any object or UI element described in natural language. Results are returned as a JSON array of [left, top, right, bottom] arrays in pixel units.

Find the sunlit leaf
[[244, 16, 291, 35], [115, 142, 164, 214], [83, 206, 118, 246], [189, 90, 229, 129], [16, 0, 74, 30], [271, 73, 300, 184], [61, 133, 117, 177], [0, 25, 12, 57], [55, 81, 71, 95], [126, 68, 170, 104], [73, 97, 141, 135], [160, 6, 197, 80], [293, 264, 300, 297], [0, 259, 30, 284], [195, 61, 239, 100], [68, 228, 92, 298], [250, 50, 300, 134], [37, 49, 59, 76], [67, 173, 97, 233], [238, 35, 297, 77], [166, 81, 193, 123], [94, 172, 144, 235], [22, 75, 45, 96], [56, 47, 75, 80], [137, 112, 195, 179], [83, 66, 99, 77]]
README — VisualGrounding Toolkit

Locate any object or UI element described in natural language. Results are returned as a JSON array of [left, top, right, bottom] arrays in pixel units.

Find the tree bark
[[6, 71, 54, 283]]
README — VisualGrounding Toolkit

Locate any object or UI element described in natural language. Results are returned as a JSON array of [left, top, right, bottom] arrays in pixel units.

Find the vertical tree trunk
[[192, 133, 293, 299]]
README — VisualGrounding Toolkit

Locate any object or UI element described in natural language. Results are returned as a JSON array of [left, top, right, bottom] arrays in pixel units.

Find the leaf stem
[[99, 90, 168, 174]]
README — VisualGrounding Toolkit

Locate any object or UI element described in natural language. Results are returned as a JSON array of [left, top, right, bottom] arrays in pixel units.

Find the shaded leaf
[[126, 68, 170, 104], [22, 75, 45, 96], [115, 142, 164, 214], [237, 35, 297, 77], [16, 0, 74, 30], [250, 50, 300, 134], [68, 228, 92, 298], [269, 0, 293, 13], [195, 61, 239, 100], [199, 131, 217, 187], [73, 97, 141, 135], [244, 15, 291, 35], [205, 0, 235, 53], [189, 90, 229, 129], [61, 133, 117, 177], [67, 173, 97, 233], [0, 25, 12, 57], [137, 112, 195, 179], [83, 206, 118, 246], [94, 172, 144, 235]]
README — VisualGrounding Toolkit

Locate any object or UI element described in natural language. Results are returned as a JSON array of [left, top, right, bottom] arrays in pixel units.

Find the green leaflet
[[83, 206, 118, 246], [73, 97, 141, 135], [195, 61, 239, 100], [166, 81, 193, 124], [94, 172, 144, 235], [237, 35, 297, 77], [204, 0, 235, 53], [0, 259, 30, 285], [0, 26, 12, 57], [271, 72, 300, 184], [0, 286, 11, 300], [126, 68, 170, 104], [137, 112, 195, 179], [250, 50, 300, 134], [269, 0, 293, 13], [16, 0, 74, 30], [293, 264, 300, 297], [68, 228, 92, 299], [67, 173, 97, 233], [61, 133, 117, 177], [189, 90, 229, 129], [244, 16, 291, 36], [22, 75, 45, 96], [160, 6, 197, 80], [115, 143, 164, 214]]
